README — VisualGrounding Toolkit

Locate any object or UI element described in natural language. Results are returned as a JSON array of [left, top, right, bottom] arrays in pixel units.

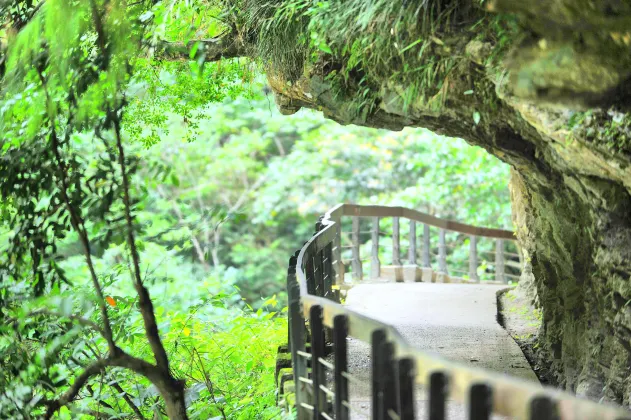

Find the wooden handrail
[[288, 204, 630, 420], [341, 204, 515, 240], [299, 295, 627, 420]]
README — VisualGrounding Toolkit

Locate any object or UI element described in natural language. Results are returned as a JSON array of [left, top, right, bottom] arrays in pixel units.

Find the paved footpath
[[340, 283, 539, 419]]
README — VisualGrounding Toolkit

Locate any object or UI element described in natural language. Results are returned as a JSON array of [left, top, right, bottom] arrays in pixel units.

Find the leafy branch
[[157, 32, 247, 62]]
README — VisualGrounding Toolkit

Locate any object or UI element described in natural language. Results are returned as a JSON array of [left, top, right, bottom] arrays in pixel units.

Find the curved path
[[340, 282, 539, 419]]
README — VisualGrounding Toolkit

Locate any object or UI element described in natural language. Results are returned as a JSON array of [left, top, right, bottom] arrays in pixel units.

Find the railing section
[[287, 204, 630, 420], [336, 205, 521, 285]]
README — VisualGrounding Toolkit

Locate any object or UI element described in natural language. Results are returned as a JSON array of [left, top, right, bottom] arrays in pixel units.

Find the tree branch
[[228, 175, 267, 215], [69, 356, 145, 419], [44, 350, 184, 419], [156, 34, 246, 62], [156, 185, 210, 269], [189, 346, 227, 420], [44, 359, 110, 419], [112, 115, 170, 373], [38, 68, 117, 355], [85, 383, 115, 412], [109, 353, 188, 420], [111, 382, 147, 420], [28, 309, 107, 339]]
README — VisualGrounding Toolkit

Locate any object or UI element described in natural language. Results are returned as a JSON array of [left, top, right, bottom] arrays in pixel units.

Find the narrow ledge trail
[[339, 282, 538, 419]]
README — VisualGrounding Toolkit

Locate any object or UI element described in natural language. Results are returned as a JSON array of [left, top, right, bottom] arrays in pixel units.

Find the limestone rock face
[[240, 0, 631, 405]]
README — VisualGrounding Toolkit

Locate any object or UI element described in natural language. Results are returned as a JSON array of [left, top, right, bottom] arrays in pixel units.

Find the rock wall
[[231, 0, 631, 405], [510, 167, 631, 403]]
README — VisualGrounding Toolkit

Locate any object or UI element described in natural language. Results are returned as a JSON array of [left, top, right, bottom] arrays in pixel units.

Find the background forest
[[0, 1, 511, 419], [0, 91, 511, 419]]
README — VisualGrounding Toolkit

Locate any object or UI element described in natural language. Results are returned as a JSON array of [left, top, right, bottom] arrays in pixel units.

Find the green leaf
[[400, 38, 423, 53], [473, 111, 481, 125], [318, 43, 333, 54], [189, 42, 200, 60]]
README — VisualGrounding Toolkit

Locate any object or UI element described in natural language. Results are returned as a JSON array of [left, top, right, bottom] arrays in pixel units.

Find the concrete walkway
[[340, 283, 539, 419]]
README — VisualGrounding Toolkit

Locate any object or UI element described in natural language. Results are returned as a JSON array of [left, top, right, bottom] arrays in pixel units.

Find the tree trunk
[[163, 390, 189, 420]]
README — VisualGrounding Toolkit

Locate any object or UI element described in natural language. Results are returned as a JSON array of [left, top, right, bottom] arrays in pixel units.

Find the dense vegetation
[[0, 1, 512, 418]]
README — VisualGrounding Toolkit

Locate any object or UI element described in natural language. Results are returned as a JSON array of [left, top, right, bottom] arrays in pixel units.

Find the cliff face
[[237, 0, 631, 405]]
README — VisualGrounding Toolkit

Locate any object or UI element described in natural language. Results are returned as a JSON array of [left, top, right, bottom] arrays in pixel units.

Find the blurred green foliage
[[136, 92, 512, 300]]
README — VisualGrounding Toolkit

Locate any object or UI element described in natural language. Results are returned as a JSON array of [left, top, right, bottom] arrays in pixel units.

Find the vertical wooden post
[[334, 219, 344, 285], [315, 220, 324, 295], [305, 250, 316, 295], [287, 257, 309, 420], [438, 228, 448, 274], [469, 383, 492, 420], [371, 329, 387, 420], [371, 217, 381, 279], [408, 221, 417, 265], [382, 341, 398, 418], [323, 243, 333, 300], [392, 217, 401, 266], [429, 372, 448, 420], [314, 249, 324, 297], [422, 224, 431, 268], [334, 315, 349, 420], [352, 216, 363, 282], [529, 396, 558, 420], [310, 305, 326, 419], [469, 235, 479, 282], [495, 239, 505, 283], [397, 358, 416, 420]]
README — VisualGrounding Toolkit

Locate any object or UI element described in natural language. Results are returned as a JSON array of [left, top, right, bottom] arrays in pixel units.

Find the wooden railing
[[286, 204, 631, 420], [333, 204, 521, 286]]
